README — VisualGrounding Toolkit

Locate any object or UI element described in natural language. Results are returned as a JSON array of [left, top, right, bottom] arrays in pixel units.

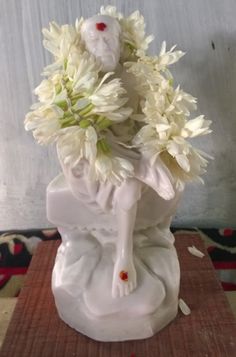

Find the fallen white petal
[[179, 298, 191, 315], [188, 245, 205, 258]]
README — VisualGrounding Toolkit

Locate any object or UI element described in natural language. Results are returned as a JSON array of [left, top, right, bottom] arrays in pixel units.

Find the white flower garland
[[25, 6, 212, 187]]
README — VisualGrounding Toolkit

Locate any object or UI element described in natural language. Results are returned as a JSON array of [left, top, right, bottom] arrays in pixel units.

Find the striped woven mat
[[0, 228, 235, 297]]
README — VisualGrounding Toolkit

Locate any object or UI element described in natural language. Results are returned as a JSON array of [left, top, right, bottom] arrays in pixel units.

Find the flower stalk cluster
[[125, 40, 212, 189]]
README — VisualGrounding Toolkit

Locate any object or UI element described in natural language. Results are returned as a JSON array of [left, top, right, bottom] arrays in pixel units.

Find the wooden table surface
[[1, 232, 236, 357]]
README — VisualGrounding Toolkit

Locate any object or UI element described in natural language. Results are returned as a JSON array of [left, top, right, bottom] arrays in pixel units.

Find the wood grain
[[1, 233, 236, 356]]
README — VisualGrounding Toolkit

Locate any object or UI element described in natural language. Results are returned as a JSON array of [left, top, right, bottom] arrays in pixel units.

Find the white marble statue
[[24, 5, 211, 342], [47, 14, 182, 341]]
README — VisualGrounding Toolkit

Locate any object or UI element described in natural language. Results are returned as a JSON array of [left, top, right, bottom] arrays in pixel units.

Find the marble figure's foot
[[112, 256, 137, 298]]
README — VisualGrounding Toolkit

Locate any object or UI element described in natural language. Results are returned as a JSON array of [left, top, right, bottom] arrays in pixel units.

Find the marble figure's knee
[[114, 178, 142, 212]]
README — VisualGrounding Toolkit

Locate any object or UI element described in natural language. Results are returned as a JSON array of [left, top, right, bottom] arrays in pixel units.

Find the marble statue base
[[52, 227, 180, 341], [47, 174, 180, 341]]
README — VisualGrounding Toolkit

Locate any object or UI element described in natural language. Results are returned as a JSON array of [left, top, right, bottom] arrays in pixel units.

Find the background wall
[[0, 0, 235, 230]]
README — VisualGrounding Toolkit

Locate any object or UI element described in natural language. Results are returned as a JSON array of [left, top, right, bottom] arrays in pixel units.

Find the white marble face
[[81, 15, 121, 72]]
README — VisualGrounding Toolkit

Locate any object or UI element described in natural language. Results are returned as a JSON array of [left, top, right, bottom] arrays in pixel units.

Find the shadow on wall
[[172, 31, 236, 227], [195, 32, 236, 226]]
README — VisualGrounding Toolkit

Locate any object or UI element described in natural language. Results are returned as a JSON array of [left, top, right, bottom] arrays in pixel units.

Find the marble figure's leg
[[112, 179, 141, 298], [57, 226, 101, 294]]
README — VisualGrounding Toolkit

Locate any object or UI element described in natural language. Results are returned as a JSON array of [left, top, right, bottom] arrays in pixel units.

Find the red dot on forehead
[[96, 22, 107, 31]]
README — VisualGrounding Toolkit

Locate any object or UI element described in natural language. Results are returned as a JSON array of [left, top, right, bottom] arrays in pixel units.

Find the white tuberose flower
[[125, 44, 185, 97], [92, 154, 134, 185], [67, 51, 100, 94], [89, 74, 133, 121], [154, 41, 185, 70], [24, 105, 64, 144], [134, 124, 211, 190], [99, 6, 154, 59], [166, 86, 197, 117], [34, 73, 63, 104], [42, 22, 80, 59], [121, 10, 154, 58], [181, 115, 212, 138], [42, 20, 83, 73], [57, 126, 97, 168], [100, 5, 123, 20]]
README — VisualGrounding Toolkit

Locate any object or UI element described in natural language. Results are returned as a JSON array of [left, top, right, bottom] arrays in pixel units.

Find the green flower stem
[[60, 116, 78, 127], [65, 83, 72, 94], [95, 115, 112, 130], [71, 94, 84, 105], [96, 118, 112, 130], [169, 78, 174, 86], [55, 100, 68, 110], [63, 59, 68, 71], [96, 115, 106, 123], [55, 84, 62, 95], [79, 119, 91, 128], [61, 122, 77, 128], [97, 138, 111, 154], [63, 110, 73, 118], [125, 41, 136, 51], [78, 103, 94, 116]]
